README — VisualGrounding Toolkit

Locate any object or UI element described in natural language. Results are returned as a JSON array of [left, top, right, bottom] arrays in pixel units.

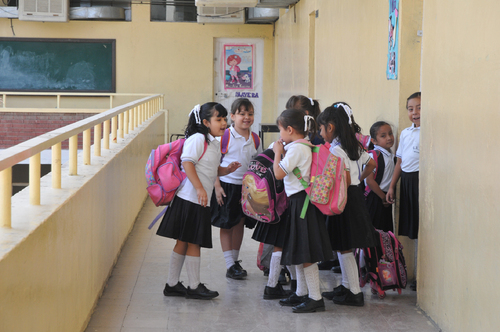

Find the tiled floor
[[84, 199, 440, 332]]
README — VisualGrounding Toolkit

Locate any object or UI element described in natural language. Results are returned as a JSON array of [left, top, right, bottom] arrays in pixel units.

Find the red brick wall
[[0, 112, 104, 149]]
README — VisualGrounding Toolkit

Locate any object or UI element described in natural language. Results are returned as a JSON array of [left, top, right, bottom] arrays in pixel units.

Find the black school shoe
[[279, 293, 308, 307], [263, 283, 291, 299], [163, 282, 187, 297], [317, 260, 339, 270], [322, 284, 348, 300], [292, 297, 326, 313], [234, 260, 248, 277], [226, 264, 246, 280], [185, 283, 219, 300], [333, 290, 364, 307]]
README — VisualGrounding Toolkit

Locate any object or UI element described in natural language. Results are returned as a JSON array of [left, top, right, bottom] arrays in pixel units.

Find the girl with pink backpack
[[156, 103, 240, 300], [317, 103, 377, 307]]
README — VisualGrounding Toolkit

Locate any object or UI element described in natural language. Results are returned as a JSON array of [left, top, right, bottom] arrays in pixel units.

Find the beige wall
[[0, 113, 165, 332], [419, 1, 500, 331], [0, 5, 275, 140]]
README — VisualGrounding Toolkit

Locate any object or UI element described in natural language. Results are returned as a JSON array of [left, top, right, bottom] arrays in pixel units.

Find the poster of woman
[[224, 44, 253, 90], [387, 0, 399, 80]]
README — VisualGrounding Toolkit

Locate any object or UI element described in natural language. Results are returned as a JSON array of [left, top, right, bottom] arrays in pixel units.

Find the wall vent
[[19, 0, 69, 22]]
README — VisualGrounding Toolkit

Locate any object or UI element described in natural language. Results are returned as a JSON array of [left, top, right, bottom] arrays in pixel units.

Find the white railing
[[0, 94, 164, 227]]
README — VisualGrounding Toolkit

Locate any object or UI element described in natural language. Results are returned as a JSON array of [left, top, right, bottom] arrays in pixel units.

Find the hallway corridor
[[84, 199, 440, 332]]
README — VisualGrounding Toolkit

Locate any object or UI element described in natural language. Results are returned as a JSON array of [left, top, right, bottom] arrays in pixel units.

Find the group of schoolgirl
[[154, 92, 421, 312]]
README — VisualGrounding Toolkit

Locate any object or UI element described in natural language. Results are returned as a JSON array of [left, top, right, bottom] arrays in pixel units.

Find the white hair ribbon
[[189, 104, 201, 124], [336, 103, 353, 125], [304, 115, 314, 132], [308, 97, 314, 106]]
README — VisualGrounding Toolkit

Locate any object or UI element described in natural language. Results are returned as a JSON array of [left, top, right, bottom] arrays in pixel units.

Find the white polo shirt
[[329, 138, 371, 186], [396, 124, 420, 172], [177, 133, 221, 207], [219, 126, 263, 185], [278, 141, 312, 197], [370, 145, 395, 192]]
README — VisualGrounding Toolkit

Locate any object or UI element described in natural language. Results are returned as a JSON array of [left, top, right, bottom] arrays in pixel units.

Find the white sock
[[304, 264, 321, 301], [167, 251, 185, 287], [185, 255, 201, 289], [223, 250, 234, 269], [295, 264, 308, 296], [232, 249, 240, 262], [338, 252, 349, 289], [287, 265, 297, 280], [342, 252, 361, 294], [267, 251, 282, 287]]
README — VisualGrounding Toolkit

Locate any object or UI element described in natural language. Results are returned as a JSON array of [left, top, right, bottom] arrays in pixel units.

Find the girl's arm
[[366, 173, 387, 202], [386, 157, 402, 204], [359, 158, 376, 183], [272, 140, 286, 180], [214, 177, 225, 206], [218, 161, 241, 176], [345, 170, 351, 187], [183, 161, 208, 207]]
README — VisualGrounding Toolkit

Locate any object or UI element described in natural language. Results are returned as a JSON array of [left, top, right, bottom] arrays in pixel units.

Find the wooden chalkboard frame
[[0, 37, 116, 93]]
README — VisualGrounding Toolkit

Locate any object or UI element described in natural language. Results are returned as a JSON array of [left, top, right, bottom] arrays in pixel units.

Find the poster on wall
[[387, 0, 399, 80], [224, 44, 254, 90]]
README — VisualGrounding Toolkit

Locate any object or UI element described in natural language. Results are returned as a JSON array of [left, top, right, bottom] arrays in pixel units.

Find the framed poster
[[224, 44, 254, 90], [387, 0, 399, 80]]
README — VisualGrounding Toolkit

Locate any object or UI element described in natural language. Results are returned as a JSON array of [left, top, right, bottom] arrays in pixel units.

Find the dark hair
[[317, 103, 362, 160], [276, 108, 317, 139], [230, 98, 254, 115], [368, 121, 391, 150], [406, 92, 421, 108], [285, 95, 321, 120], [185, 102, 228, 143]]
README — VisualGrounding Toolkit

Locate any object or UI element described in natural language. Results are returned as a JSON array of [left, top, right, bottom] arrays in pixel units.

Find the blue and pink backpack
[[145, 138, 207, 207], [220, 128, 260, 159]]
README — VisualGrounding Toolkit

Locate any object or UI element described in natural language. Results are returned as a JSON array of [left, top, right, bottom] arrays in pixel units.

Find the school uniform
[[273, 141, 333, 265], [210, 126, 262, 229], [327, 139, 377, 251], [396, 124, 420, 239], [156, 133, 220, 248], [364, 145, 395, 232]]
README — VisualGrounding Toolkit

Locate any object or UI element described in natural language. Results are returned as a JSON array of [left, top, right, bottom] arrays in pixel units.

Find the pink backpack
[[220, 128, 260, 157], [356, 133, 371, 151], [293, 140, 348, 218], [145, 139, 207, 207]]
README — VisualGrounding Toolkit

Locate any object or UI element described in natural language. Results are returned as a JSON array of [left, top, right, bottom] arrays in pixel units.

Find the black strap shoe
[[233, 260, 248, 277], [163, 282, 187, 297], [279, 293, 308, 307], [322, 284, 348, 300], [263, 283, 291, 299], [226, 264, 246, 280], [185, 283, 219, 300], [292, 297, 326, 313], [333, 290, 364, 306]]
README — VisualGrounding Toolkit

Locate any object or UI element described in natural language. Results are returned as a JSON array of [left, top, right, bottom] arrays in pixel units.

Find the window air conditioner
[[195, 0, 257, 7], [197, 6, 245, 24], [19, 0, 69, 22]]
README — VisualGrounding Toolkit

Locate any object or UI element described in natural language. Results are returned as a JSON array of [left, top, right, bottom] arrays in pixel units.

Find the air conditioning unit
[[197, 6, 245, 24], [19, 0, 69, 22], [196, 0, 257, 7]]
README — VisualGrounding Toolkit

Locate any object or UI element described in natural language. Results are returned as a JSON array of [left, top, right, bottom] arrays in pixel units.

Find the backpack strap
[[221, 128, 231, 155], [364, 150, 381, 196], [292, 168, 310, 219], [251, 132, 261, 150], [199, 141, 208, 161]]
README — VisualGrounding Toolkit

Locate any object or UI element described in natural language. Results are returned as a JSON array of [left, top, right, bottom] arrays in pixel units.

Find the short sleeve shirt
[[329, 138, 371, 186], [396, 124, 420, 172], [278, 141, 312, 197], [176, 133, 221, 207]]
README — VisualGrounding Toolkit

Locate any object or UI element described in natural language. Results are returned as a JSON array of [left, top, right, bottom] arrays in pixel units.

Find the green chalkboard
[[0, 38, 115, 92]]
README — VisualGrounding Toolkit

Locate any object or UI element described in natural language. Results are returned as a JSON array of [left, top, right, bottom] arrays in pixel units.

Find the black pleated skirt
[[327, 186, 377, 251], [251, 210, 289, 248], [398, 171, 419, 239], [156, 196, 213, 248], [281, 191, 334, 265], [365, 190, 394, 232], [210, 181, 256, 229]]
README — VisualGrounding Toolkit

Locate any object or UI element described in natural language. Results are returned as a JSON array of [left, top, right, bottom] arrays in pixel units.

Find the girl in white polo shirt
[[156, 102, 240, 300], [272, 109, 334, 313], [386, 92, 421, 291], [210, 98, 262, 280]]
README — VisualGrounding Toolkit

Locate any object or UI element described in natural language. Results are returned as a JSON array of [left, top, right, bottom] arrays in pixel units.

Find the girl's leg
[[295, 264, 307, 297], [231, 218, 245, 261], [332, 251, 364, 307], [220, 228, 235, 269], [338, 251, 350, 290], [287, 265, 297, 292], [263, 247, 288, 299], [163, 240, 188, 296], [184, 243, 219, 299], [302, 262, 321, 300]]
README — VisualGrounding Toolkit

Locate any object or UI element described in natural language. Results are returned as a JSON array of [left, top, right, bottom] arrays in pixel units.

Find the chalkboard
[[0, 38, 115, 92]]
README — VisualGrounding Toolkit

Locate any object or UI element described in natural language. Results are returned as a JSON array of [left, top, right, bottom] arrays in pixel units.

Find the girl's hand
[[386, 188, 395, 204], [196, 187, 208, 207], [226, 161, 241, 174], [273, 139, 284, 155], [215, 186, 226, 206]]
